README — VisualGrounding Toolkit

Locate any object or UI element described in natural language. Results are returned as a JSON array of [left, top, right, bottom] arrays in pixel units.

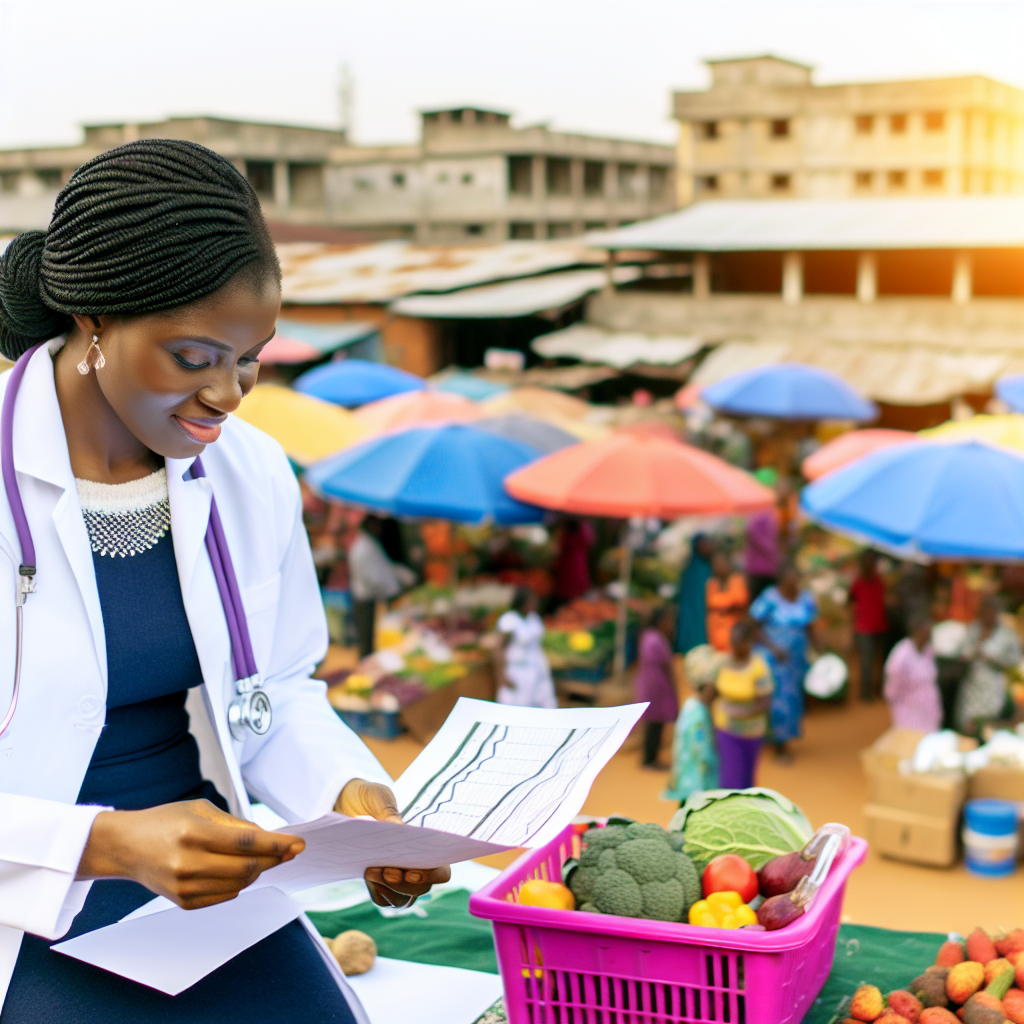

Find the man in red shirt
[[850, 549, 889, 701]]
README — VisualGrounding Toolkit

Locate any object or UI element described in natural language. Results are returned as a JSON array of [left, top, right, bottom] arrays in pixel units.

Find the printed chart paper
[[394, 698, 647, 847]]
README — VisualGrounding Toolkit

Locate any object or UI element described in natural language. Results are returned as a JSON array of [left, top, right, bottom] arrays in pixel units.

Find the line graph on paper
[[399, 722, 613, 847]]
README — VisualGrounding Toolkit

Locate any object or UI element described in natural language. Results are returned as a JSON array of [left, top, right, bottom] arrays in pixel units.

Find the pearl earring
[[77, 334, 105, 375]]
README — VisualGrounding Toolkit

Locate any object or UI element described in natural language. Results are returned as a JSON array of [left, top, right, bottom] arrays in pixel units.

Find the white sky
[[0, 0, 1021, 150]]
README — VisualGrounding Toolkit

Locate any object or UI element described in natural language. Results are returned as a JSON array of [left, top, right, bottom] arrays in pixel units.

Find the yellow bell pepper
[[688, 890, 758, 929], [517, 879, 575, 911]]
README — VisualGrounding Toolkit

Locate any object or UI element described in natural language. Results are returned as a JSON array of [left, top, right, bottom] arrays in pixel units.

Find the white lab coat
[[0, 344, 390, 1013]]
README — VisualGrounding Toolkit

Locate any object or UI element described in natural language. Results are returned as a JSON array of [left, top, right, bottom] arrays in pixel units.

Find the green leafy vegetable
[[667, 788, 813, 872]]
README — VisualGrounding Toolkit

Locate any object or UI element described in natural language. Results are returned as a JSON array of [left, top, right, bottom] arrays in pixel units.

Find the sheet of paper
[[52, 887, 301, 995], [251, 814, 509, 895], [344, 957, 504, 1024], [394, 697, 648, 848]]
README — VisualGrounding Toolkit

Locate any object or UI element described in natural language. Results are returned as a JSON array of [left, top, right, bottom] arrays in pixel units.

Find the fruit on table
[[886, 989, 923, 1022], [331, 930, 377, 976], [985, 963, 1015, 1000], [568, 822, 701, 923], [702, 854, 758, 904], [757, 849, 816, 899], [687, 891, 757, 929], [756, 892, 804, 931], [910, 968, 949, 1008], [945, 961, 984, 1004], [1004, 987, 1024, 1023], [960, 991, 1007, 1024], [875, 1014, 912, 1024], [849, 984, 884, 1021], [568, 631, 595, 652], [919, 1010, 959, 1024], [966, 927, 998, 965], [983, 957, 1013, 986], [935, 940, 965, 967], [517, 879, 575, 911], [996, 929, 1024, 958]]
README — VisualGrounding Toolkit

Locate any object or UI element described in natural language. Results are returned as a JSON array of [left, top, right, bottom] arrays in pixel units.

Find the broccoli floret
[[568, 823, 702, 922]]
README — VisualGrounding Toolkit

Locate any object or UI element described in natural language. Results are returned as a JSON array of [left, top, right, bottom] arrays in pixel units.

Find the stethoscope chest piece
[[228, 679, 272, 740]]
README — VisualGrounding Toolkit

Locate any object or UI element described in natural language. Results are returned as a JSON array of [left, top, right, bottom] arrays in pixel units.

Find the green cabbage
[[667, 788, 813, 872]]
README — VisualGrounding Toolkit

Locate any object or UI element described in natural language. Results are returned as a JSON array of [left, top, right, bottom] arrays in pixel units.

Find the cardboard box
[[867, 769, 966, 820], [860, 727, 977, 777], [863, 802, 959, 868]]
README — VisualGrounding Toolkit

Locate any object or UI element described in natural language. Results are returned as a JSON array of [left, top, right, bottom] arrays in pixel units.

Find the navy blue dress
[[2, 501, 355, 1024]]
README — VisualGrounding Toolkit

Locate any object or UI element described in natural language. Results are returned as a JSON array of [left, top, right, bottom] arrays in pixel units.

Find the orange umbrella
[[801, 428, 917, 481], [354, 389, 483, 435], [504, 432, 774, 518]]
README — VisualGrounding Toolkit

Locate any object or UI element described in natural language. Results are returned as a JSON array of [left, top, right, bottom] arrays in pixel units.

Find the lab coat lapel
[[11, 346, 106, 681]]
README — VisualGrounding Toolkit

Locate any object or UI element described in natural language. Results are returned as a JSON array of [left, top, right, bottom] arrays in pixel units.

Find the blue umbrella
[[305, 424, 543, 524], [703, 363, 877, 421], [995, 375, 1024, 413], [472, 415, 579, 455], [801, 439, 1024, 559], [433, 372, 508, 402], [293, 359, 425, 407]]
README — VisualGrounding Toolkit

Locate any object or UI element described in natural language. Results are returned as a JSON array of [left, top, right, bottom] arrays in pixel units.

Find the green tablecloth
[[309, 893, 946, 1024]]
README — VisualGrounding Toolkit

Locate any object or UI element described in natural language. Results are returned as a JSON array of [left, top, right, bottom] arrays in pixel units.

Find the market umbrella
[[921, 414, 1024, 451], [505, 432, 774, 676], [801, 429, 917, 481], [306, 424, 543, 524], [703, 363, 877, 422], [233, 384, 369, 467], [294, 359, 425, 407], [801, 439, 1024, 560], [432, 371, 509, 402], [354, 390, 483, 435], [995, 376, 1024, 413], [473, 415, 579, 455], [259, 334, 323, 365]]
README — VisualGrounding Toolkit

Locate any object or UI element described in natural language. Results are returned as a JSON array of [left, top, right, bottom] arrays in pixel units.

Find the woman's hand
[[336, 779, 451, 909], [77, 800, 304, 911]]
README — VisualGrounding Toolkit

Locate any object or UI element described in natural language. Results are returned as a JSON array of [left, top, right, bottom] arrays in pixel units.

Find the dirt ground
[[359, 681, 1024, 937]]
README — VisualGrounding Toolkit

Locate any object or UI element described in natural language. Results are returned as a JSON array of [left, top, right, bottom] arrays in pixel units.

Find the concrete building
[[0, 109, 675, 241], [328, 106, 675, 241], [673, 56, 1024, 206]]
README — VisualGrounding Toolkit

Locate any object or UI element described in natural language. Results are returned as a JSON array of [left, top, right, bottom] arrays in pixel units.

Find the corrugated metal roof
[[274, 318, 378, 352], [389, 267, 639, 319], [532, 323, 702, 368], [279, 239, 607, 304], [591, 196, 1024, 252]]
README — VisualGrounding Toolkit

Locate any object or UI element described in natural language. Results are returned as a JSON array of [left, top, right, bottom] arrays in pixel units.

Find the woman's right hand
[[77, 800, 304, 911]]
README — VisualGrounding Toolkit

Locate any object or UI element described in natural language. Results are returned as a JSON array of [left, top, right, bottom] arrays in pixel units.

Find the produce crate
[[333, 707, 403, 740], [470, 825, 867, 1024]]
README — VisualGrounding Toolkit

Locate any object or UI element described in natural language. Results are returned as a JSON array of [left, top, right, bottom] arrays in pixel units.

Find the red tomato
[[702, 855, 758, 904]]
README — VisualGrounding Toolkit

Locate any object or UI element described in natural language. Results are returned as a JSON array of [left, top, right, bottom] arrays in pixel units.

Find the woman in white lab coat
[[0, 139, 446, 1023]]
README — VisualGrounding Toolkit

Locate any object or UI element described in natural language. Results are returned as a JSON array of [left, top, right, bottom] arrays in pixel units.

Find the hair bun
[[0, 231, 74, 360]]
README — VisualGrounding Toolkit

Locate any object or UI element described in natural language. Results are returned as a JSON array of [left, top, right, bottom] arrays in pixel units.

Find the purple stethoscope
[[0, 343, 271, 741]]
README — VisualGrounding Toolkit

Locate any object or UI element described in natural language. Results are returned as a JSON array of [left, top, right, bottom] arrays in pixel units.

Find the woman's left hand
[[335, 779, 451, 908]]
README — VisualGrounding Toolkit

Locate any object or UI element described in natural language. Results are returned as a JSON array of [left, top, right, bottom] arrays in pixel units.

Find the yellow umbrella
[[234, 384, 368, 466], [921, 414, 1024, 451]]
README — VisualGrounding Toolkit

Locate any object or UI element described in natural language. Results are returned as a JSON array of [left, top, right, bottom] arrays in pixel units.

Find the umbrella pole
[[613, 520, 633, 684]]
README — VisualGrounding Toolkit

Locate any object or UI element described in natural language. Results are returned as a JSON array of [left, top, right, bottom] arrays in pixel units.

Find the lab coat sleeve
[[238, 472, 392, 825], [0, 795, 106, 938]]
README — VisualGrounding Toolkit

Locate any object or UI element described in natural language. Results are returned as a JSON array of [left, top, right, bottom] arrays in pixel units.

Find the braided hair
[[0, 139, 280, 360]]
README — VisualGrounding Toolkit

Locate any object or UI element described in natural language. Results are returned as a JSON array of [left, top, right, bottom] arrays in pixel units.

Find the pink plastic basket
[[469, 827, 867, 1024]]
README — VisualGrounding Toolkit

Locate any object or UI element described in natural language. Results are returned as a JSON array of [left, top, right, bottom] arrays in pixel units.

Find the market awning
[[688, 338, 1024, 406], [275, 318, 379, 354], [532, 323, 702, 369], [388, 267, 640, 319]]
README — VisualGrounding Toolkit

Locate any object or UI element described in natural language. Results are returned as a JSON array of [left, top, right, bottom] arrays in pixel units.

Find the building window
[[509, 222, 535, 239], [770, 173, 792, 191], [770, 119, 790, 139], [547, 222, 573, 239], [288, 163, 324, 207], [583, 161, 604, 197], [465, 224, 484, 236], [245, 160, 274, 200], [697, 174, 719, 193], [546, 158, 571, 196], [854, 170, 874, 190], [649, 166, 668, 199], [698, 121, 719, 140], [392, 172, 406, 188], [462, 173, 474, 185], [889, 113, 908, 134], [507, 156, 532, 196], [887, 170, 907, 189], [36, 168, 63, 189], [0, 171, 19, 193], [617, 163, 638, 196], [855, 115, 874, 134], [923, 169, 945, 188], [924, 111, 946, 132]]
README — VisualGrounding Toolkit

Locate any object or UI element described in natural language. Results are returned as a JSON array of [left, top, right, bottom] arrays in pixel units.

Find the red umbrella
[[354, 390, 482, 435], [260, 334, 323, 364], [802, 429, 917, 481], [504, 431, 774, 518]]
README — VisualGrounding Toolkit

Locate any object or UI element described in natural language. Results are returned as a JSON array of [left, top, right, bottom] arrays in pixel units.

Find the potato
[[330, 929, 377, 976]]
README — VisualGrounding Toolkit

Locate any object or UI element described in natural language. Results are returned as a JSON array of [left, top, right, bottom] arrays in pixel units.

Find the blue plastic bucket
[[963, 799, 1019, 878]]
